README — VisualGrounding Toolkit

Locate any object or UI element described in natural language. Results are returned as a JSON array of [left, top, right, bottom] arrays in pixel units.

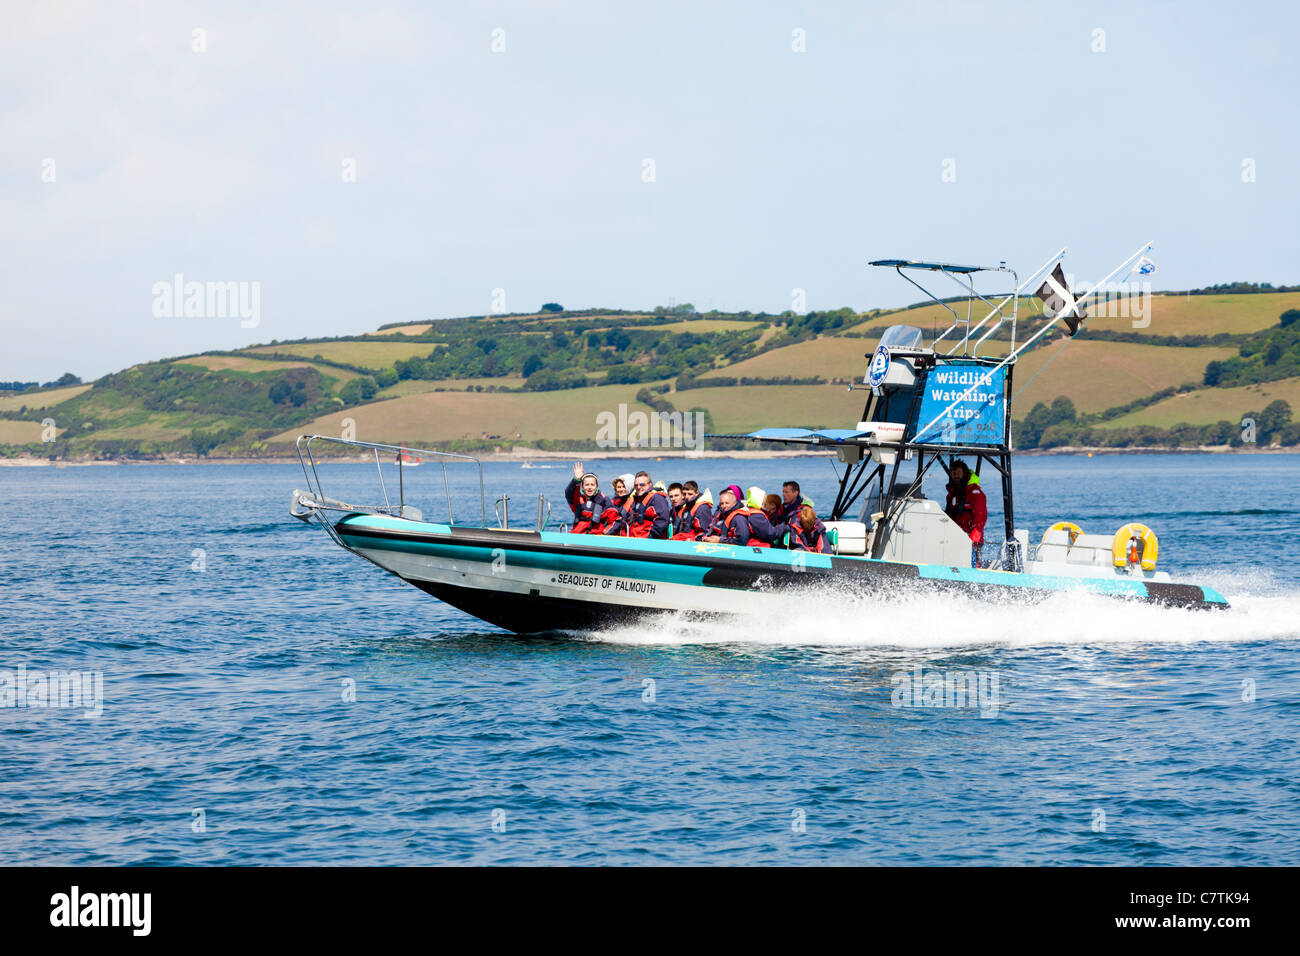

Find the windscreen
[[877, 324, 924, 350]]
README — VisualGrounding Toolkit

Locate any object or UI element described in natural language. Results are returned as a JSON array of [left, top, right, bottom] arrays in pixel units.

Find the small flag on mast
[[1034, 263, 1087, 336], [1132, 255, 1157, 277]]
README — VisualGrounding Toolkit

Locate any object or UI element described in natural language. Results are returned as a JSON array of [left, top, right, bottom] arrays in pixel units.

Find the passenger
[[624, 470, 671, 539], [761, 493, 787, 546], [778, 480, 804, 528], [612, 473, 634, 503], [564, 462, 610, 534], [743, 487, 776, 546], [672, 481, 713, 540], [598, 473, 635, 535], [788, 504, 833, 553], [667, 482, 686, 534], [944, 460, 988, 567], [702, 485, 752, 545]]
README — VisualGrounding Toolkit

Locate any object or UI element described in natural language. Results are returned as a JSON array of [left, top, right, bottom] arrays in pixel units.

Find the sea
[[2, 452, 1298, 865]]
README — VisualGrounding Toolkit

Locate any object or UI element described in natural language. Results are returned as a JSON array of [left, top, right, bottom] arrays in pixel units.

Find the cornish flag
[[1034, 263, 1087, 336]]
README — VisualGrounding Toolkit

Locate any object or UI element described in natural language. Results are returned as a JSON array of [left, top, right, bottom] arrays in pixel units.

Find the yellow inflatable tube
[[1113, 523, 1158, 571], [1043, 521, 1082, 545]]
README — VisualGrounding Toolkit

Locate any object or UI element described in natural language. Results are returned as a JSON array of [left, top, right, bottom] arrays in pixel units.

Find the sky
[[2, 0, 1298, 381]]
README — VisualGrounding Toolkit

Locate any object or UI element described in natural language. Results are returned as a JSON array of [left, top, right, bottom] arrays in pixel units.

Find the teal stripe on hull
[[341, 514, 835, 570], [916, 560, 1227, 604], [1200, 586, 1230, 605], [346, 515, 455, 535], [338, 529, 713, 587], [335, 514, 1227, 605], [918, 563, 1146, 598]]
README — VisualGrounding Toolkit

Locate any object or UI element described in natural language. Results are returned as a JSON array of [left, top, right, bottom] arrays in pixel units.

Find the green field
[[0, 384, 91, 412], [0, 420, 53, 443], [699, 332, 1234, 414], [375, 376, 527, 399], [172, 355, 360, 390], [1012, 340, 1236, 413], [245, 341, 441, 369], [485, 312, 651, 324], [275, 381, 863, 444], [641, 318, 764, 333], [701, 336, 871, 381], [271, 383, 664, 444], [366, 323, 432, 336], [844, 291, 1300, 340], [843, 301, 1014, 339], [1101, 377, 1300, 428], [1082, 291, 1300, 337], [34, 377, 242, 441], [673, 384, 864, 433], [75, 411, 242, 442], [175, 354, 317, 373]]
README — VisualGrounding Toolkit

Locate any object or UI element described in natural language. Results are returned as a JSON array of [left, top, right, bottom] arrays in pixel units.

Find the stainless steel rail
[[292, 434, 487, 527]]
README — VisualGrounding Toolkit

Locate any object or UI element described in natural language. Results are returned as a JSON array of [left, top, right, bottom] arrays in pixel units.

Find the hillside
[[4, 292, 1299, 459]]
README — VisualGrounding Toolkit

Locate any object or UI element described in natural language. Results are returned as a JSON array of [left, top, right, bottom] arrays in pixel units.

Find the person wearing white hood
[[598, 472, 636, 535]]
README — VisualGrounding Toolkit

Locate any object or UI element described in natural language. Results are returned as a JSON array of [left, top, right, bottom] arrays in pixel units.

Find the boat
[[397, 442, 421, 467], [290, 242, 1229, 633]]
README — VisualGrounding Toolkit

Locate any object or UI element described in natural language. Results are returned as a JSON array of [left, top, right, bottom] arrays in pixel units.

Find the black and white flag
[[1034, 263, 1087, 336]]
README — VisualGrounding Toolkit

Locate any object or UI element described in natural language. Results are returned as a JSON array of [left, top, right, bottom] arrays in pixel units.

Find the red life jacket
[[568, 489, 607, 534], [669, 501, 687, 535], [671, 498, 712, 540], [721, 506, 751, 527], [627, 490, 669, 539], [790, 520, 831, 553], [746, 510, 777, 546], [598, 496, 632, 535], [716, 506, 768, 547]]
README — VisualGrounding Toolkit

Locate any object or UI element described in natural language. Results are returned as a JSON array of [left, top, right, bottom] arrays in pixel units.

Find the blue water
[[2, 453, 1298, 865]]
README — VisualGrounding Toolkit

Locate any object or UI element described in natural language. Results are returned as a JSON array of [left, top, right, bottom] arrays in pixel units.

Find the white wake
[[584, 568, 1300, 649]]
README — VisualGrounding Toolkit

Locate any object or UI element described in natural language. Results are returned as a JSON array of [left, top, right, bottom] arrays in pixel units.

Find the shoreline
[[1, 444, 1296, 466]]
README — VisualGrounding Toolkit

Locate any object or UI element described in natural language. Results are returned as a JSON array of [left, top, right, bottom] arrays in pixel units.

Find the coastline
[[2, 444, 1295, 466]]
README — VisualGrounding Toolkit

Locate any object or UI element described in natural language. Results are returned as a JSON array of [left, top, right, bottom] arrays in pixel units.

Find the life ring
[[1043, 521, 1083, 545], [1112, 523, 1158, 571]]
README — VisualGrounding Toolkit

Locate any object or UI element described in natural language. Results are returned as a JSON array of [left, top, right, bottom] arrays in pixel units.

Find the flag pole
[[944, 246, 1068, 355]]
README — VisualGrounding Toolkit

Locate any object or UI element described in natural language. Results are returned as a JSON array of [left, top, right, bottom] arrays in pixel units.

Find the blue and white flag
[[1132, 255, 1157, 277]]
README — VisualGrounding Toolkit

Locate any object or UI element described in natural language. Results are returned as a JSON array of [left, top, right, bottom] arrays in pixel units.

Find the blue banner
[[913, 365, 1007, 446]]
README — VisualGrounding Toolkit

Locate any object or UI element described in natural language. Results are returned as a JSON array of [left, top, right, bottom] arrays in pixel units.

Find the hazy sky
[[3, 0, 1297, 381]]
